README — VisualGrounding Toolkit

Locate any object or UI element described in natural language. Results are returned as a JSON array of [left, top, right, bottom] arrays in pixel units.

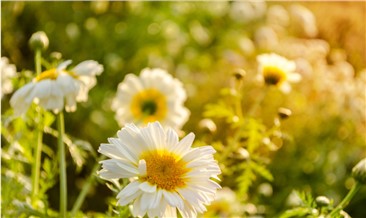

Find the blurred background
[[2, 1, 365, 217]]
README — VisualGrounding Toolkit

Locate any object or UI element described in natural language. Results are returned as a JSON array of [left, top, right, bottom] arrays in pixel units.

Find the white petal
[[132, 196, 146, 217], [162, 190, 184, 210], [288, 72, 302, 82], [116, 181, 142, 205], [139, 181, 157, 193], [279, 82, 291, 93], [10, 82, 35, 115], [98, 159, 138, 179], [178, 200, 197, 218], [140, 192, 157, 212], [140, 122, 166, 150], [147, 195, 166, 217], [138, 159, 147, 176], [162, 205, 177, 218], [166, 128, 179, 148], [170, 132, 194, 156], [57, 60, 72, 71], [72, 60, 103, 76], [107, 137, 137, 163]]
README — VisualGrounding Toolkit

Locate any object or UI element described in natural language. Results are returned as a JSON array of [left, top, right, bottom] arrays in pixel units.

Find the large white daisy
[[98, 122, 221, 218], [112, 68, 190, 130], [257, 53, 301, 93], [10, 60, 103, 115]]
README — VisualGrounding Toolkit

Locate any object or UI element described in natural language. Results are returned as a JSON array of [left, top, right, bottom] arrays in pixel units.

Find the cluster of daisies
[[4, 51, 300, 217]]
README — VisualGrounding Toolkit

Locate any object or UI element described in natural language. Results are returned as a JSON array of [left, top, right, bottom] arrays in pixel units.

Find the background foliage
[[2, 1, 365, 217]]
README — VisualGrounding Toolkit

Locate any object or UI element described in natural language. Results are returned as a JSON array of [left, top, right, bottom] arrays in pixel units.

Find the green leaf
[[204, 101, 235, 122], [279, 207, 313, 218], [249, 161, 274, 181], [236, 164, 256, 198]]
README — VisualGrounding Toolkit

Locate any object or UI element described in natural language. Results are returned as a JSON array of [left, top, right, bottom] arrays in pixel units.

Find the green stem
[[329, 182, 362, 217], [35, 49, 42, 76], [57, 112, 67, 217], [248, 86, 268, 116], [70, 158, 102, 217], [31, 48, 43, 207]]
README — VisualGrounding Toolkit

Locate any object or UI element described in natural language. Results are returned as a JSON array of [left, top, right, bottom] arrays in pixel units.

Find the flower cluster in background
[[1, 1, 365, 218]]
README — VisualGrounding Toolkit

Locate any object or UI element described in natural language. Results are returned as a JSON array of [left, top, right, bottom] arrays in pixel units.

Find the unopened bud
[[315, 196, 330, 207], [50, 52, 62, 60], [278, 107, 292, 119], [198, 119, 217, 133], [29, 31, 49, 51], [238, 148, 250, 160], [233, 69, 246, 80], [352, 158, 366, 184]]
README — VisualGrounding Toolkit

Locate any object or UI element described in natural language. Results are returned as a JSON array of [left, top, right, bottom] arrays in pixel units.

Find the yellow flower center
[[130, 89, 167, 123], [141, 150, 189, 190], [35, 68, 78, 82], [35, 68, 58, 81], [262, 66, 287, 86]]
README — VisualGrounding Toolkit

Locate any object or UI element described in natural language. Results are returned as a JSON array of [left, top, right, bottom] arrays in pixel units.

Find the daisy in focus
[[98, 122, 221, 218], [257, 53, 301, 93], [10, 60, 103, 115], [112, 68, 189, 130], [1, 57, 17, 98]]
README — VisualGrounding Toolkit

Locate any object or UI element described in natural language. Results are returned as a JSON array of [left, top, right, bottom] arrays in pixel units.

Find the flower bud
[[278, 107, 292, 119], [352, 158, 366, 184], [198, 118, 217, 133], [50, 52, 62, 61], [315, 196, 330, 207], [29, 31, 49, 51], [233, 69, 246, 81]]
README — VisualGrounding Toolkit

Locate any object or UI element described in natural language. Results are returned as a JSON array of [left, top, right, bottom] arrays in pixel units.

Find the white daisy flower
[[257, 53, 301, 93], [112, 68, 190, 130], [1, 57, 17, 98], [10, 60, 103, 115], [98, 122, 221, 218]]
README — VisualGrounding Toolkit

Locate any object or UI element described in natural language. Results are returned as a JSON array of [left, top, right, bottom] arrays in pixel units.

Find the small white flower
[[229, 1, 267, 23], [1, 57, 17, 98], [98, 122, 221, 218], [112, 68, 190, 130], [257, 53, 301, 93], [10, 60, 103, 115]]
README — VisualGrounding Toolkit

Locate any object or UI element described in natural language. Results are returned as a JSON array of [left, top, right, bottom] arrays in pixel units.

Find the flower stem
[[70, 158, 102, 217], [57, 112, 67, 217], [31, 48, 43, 207], [328, 182, 362, 217], [248, 87, 268, 116], [35, 49, 42, 76]]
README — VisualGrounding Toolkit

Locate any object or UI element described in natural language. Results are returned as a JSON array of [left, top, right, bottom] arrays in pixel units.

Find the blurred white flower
[[229, 1, 267, 23], [1, 57, 17, 98], [202, 187, 244, 217], [255, 26, 278, 49], [290, 4, 318, 37], [257, 53, 301, 93], [10, 60, 103, 115], [98, 122, 221, 218], [267, 5, 289, 27], [112, 68, 190, 130]]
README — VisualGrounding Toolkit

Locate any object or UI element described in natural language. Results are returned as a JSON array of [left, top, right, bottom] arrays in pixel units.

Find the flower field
[[1, 1, 365, 218]]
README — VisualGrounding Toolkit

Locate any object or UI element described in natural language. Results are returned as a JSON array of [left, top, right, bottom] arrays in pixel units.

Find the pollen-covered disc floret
[[112, 68, 190, 130], [98, 122, 221, 218], [10, 60, 103, 115], [257, 53, 301, 93]]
